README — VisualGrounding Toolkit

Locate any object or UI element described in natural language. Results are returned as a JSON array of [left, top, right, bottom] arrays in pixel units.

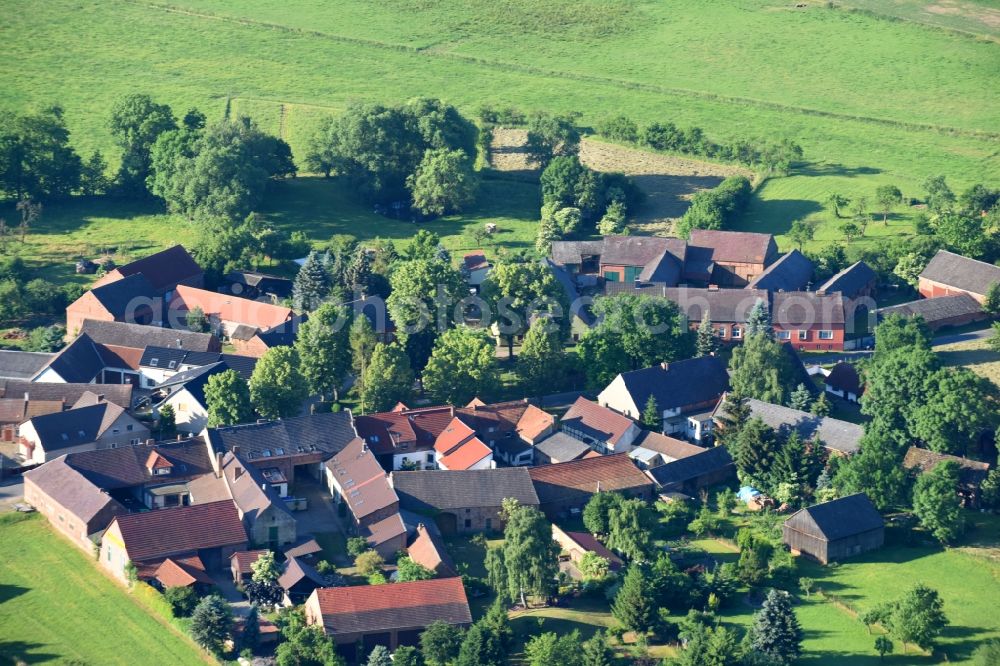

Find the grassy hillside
[[1, 0, 997, 258], [0, 512, 209, 665]]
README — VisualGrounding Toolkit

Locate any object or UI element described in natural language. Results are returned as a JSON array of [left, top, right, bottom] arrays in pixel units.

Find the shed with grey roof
[[782, 493, 884, 564]]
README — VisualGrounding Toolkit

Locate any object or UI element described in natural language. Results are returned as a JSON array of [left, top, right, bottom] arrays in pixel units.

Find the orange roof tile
[[434, 417, 476, 455], [169, 285, 293, 331], [439, 437, 492, 471], [515, 404, 554, 442]]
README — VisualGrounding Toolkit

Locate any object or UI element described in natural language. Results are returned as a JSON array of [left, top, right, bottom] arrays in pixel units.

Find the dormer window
[[370, 436, 380, 443], [168, 361, 177, 369], [275, 447, 284, 455], [154, 467, 170, 476], [262, 449, 272, 457], [150, 359, 159, 367]]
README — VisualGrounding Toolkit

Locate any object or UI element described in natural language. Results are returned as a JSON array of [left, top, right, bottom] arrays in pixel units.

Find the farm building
[[878, 293, 988, 332], [782, 493, 884, 564], [918, 249, 1000, 304]]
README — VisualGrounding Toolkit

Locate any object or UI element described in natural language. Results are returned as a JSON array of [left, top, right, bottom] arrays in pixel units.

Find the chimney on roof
[[361, 442, 368, 454], [177, 339, 182, 348], [97, 394, 105, 403], [176, 434, 182, 441], [215, 451, 223, 478], [816, 289, 827, 296], [708, 284, 719, 291], [232, 445, 240, 455], [261, 482, 268, 492], [235, 467, 244, 480], [660, 362, 669, 371]]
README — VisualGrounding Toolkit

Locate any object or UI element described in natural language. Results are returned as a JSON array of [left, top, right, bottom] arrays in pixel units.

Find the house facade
[[918, 249, 1000, 304], [19, 402, 150, 465]]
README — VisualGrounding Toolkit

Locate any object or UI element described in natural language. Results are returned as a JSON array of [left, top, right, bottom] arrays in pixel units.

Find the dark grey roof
[[140, 346, 256, 380], [255, 314, 308, 349], [617, 356, 729, 412], [639, 249, 683, 284], [919, 250, 1000, 296], [80, 320, 217, 352], [27, 402, 126, 451], [550, 240, 604, 266], [0, 380, 132, 408], [646, 445, 734, 487], [534, 432, 591, 462], [278, 555, 326, 591], [42, 334, 106, 383], [89, 274, 158, 317], [605, 284, 769, 324], [824, 362, 862, 396], [740, 398, 862, 454], [784, 493, 883, 541], [63, 438, 212, 490], [393, 468, 539, 512], [746, 250, 814, 292], [0, 351, 54, 380], [817, 261, 877, 298], [771, 291, 845, 326], [878, 293, 982, 324], [225, 271, 293, 297], [543, 259, 595, 326], [206, 412, 357, 462], [155, 362, 227, 407]]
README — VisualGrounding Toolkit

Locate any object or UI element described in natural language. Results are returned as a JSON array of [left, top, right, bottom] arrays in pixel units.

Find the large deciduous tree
[[421, 327, 498, 405], [728, 334, 796, 405], [912, 461, 964, 543], [386, 257, 465, 371], [502, 503, 559, 607], [482, 259, 565, 358], [204, 369, 254, 427], [0, 106, 82, 200], [295, 302, 351, 401], [249, 346, 308, 419], [407, 147, 478, 216], [108, 94, 176, 195], [517, 318, 565, 396], [361, 342, 414, 413]]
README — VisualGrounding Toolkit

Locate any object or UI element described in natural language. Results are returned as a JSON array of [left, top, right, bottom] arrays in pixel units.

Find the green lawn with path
[[0, 512, 210, 666]]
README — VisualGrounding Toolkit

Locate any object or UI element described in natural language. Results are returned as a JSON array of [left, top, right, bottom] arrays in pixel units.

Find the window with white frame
[[732, 327, 742, 339], [777, 330, 791, 340], [798, 330, 808, 340], [819, 330, 834, 340]]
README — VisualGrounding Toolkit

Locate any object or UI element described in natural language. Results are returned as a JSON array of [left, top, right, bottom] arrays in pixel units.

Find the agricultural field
[[0, 512, 209, 666], [3, 0, 998, 264]]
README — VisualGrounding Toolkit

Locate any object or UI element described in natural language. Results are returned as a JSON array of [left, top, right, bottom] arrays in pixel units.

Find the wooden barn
[[782, 493, 884, 564]]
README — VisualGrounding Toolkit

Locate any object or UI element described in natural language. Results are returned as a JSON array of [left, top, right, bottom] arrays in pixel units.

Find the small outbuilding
[[782, 493, 884, 564]]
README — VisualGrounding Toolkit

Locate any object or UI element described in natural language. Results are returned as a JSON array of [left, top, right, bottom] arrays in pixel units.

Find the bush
[[597, 115, 639, 143], [355, 549, 384, 577], [164, 585, 199, 617], [675, 175, 753, 238], [347, 536, 369, 557]]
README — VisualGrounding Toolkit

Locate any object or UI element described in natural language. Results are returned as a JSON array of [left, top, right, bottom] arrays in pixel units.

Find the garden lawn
[[0, 512, 209, 666], [937, 336, 1000, 388]]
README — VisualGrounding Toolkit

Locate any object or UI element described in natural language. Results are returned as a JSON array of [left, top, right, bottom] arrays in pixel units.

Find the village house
[[224, 270, 293, 303], [278, 556, 328, 606], [817, 261, 877, 323], [745, 249, 814, 293], [918, 249, 1000, 304], [392, 467, 539, 535], [771, 291, 847, 351], [433, 417, 494, 471], [645, 445, 736, 497], [32, 333, 138, 386], [406, 523, 457, 578], [205, 411, 358, 485], [715, 397, 862, 456], [0, 350, 55, 382], [559, 397, 642, 454], [552, 524, 624, 576], [151, 362, 243, 433], [151, 555, 215, 592], [229, 549, 267, 584], [824, 362, 863, 404], [220, 452, 297, 549], [18, 397, 150, 464], [903, 447, 992, 509], [100, 499, 248, 582], [92, 245, 204, 299], [304, 578, 473, 654], [598, 356, 729, 441], [533, 431, 597, 465], [168, 285, 294, 340], [138, 345, 256, 390], [544, 258, 597, 341], [528, 454, 654, 520], [79, 319, 220, 355], [23, 458, 127, 552], [879, 293, 988, 332], [233, 314, 307, 358], [0, 394, 63, 442], [66, 274, 159, 335], [325, 438, 406, 558], [782, 493, 884, 564], [687, 230, 779, 286], [628, 431, 706, 470], [462, 251, 491, 292], [0, 380, 133, 409]]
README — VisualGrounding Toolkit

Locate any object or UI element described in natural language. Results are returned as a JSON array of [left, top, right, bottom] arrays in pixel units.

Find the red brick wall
[[775, 325, 845, 351]]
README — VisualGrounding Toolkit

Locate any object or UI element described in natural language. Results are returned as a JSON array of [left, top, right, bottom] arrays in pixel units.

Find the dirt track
[[490, 129, 752, 233]]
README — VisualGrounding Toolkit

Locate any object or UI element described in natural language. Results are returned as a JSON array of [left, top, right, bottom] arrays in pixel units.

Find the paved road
[[930, 326, 994, 347], [0, 478, 24, 511]]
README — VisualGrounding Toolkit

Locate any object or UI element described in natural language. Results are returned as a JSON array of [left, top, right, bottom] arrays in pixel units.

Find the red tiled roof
[[688, 229, 775, 264], [112, 500, 248, 562], [516, 405, 554, 442], [154, 555, 213, 587], [407, 524, 456, 577], [169, 285, 293, 330], [355, 406, 455, 455], [528, 453, 652, 504], [325, 438, 398, 520], [439, 437, 492, 471], [633, 431, 705, 461], [463, 252, 489, 272], [362, 512, 407, 548], [310, 578, 471, 636], [564, 531, 624, 569], [434, 417, 476, 455], [561, 397, 635, 448], [230, 549, 268, 575], [146, 450, 173, 470]]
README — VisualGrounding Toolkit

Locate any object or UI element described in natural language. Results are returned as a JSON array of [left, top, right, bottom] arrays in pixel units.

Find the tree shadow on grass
[[796, 163, 883, 178], [0, 584, 29, 604], [741, 198, 824, 235], [0, 640, 60, 665]]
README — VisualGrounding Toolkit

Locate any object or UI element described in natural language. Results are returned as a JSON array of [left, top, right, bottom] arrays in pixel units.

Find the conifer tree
[[611, 565, 655, 633], [696, 311, 717, 357], [749, 589, 803, 664], [641, 394, 660, 430], [789, 383, 811, 411], [745, 299, 773, 337], [293, 250, 332, 311]]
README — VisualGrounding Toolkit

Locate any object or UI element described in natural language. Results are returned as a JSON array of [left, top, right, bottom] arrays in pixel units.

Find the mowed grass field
[[938, 335, 1000, 388], [0, 512, 209, 666], [2, 0, 998, 263]]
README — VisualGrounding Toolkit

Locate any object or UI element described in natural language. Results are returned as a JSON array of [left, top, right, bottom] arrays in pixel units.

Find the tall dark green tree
[[295, 302, 351, 401], [361, 342, 414, 413], [249, 346, 308, 419], [190, 595, 233, 654], [696, 311, 717, 357], [293, 251, 333, 312], [420, 620, 464, 666], [745, 299, 772, 338], [517, 318, 565, 396], [641, 395, 660, 430], [748, 590, 802, 665], [729, 334, 795, 405], [502, 503, 560, 607], [0, 106, 82, 200], [611, 565, 656, 633], [204, 369, 254, 427], [912, 461, 964, 543], [884, 584, 948, 653], [422, 327, 498, 406]]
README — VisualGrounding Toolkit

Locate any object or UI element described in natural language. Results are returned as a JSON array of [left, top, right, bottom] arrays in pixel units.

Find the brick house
[[100, 499, 248, 582], [598, 356, 729, 441], [560, 397, 642, 454], [745, 249, 814, 292], [771, 291, 847, 351], [66, 274, 159, 336], [392, 468, 539, 535], [92, 244, 204, 299], [817, 261, 877, 324], [918, 249, 1000, 304], [325, 438, 405, 558], [305, 578, 472, 654], [879, 293, 988, 332], [168, 285, 294, 340]]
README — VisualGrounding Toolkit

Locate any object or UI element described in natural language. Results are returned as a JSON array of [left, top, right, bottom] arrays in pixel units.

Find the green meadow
[[2, 0, 998, 263]]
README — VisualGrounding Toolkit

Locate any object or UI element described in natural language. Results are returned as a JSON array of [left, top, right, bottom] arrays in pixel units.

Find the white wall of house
[[597, 376, 640, 419], [438, 451, 494, 471], [32, 367, 71, 383], [825, 385, 859, 403], [392, 450, 436, 471], [161, 389, 208, 434]]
